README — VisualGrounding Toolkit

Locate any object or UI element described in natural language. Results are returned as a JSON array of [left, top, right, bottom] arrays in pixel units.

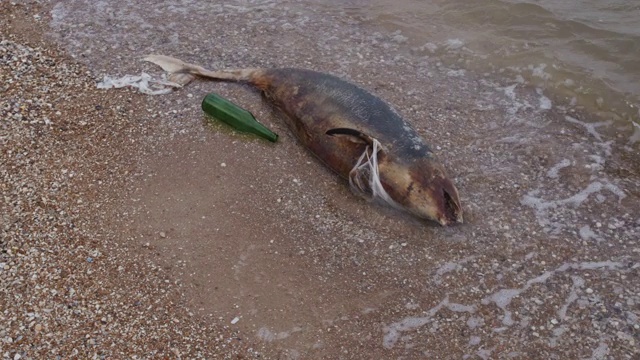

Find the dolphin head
[[379, 157, 464, 226], [325, 127, 463, 226]]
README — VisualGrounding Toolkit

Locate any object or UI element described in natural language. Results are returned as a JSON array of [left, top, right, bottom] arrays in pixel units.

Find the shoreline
[[2, 1, 639, 359]]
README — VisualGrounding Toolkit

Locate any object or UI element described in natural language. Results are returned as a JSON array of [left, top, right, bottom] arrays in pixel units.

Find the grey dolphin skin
[[145, 55, 463, 226]]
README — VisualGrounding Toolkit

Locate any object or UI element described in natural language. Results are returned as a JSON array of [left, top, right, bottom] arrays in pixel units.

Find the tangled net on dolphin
[[349, 138, 402, 210]]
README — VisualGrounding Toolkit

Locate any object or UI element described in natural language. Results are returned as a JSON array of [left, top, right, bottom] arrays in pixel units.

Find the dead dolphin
[[144, 55, 463, 226]]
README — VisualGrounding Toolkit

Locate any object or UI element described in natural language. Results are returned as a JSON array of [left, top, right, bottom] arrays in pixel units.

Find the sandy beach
[[2, 1, 639, 359], [1, 2, 258, 358]]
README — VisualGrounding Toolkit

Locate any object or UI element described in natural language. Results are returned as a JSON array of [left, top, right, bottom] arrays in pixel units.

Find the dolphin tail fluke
[[143, 54, 262, 87]]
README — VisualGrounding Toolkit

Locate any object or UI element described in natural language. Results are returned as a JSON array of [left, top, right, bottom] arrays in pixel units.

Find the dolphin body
[[145, 55, 463, 226]]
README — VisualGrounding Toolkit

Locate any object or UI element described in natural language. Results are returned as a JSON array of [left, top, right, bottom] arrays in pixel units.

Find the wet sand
[[3, 1, 640, 359], [1, 3, 256, 358]]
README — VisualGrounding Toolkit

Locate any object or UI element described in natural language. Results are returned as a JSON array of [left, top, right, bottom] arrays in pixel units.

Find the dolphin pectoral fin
[[325, 128, 377, 147], [327, 128, 388, 162]]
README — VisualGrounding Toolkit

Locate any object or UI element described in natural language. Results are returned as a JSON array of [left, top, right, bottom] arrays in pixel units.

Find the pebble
[[0, 29, 249, 358], [5, 2, 640, 359]]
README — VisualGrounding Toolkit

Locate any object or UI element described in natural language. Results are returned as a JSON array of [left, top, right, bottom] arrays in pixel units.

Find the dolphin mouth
[[441, 189, 462, 226]]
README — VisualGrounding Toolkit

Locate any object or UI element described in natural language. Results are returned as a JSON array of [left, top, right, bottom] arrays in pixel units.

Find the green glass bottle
[[201, 93, 278, 142]]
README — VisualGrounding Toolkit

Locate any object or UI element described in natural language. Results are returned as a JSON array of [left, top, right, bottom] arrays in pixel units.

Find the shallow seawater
[[46, 0, 640, 358], [311, 0, 640, 136]]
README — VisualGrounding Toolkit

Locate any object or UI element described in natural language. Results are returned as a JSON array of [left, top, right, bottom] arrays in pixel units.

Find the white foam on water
[[405, 302, 419, 310], [549, 326, 568, 348], [557, 276, 585, 320], [468, 336, 481, 346], [436, 262, 460, 277], [536, 88, 552, 110], [478, 78, 540, 120], [629, 121, 640, 144], [521, 180, 626, 231], [481, 270, 554, 326], [447, 69, 466, 77], [256, 326, 303, 342], [502, 84, 517, 101], [497, 135, 527, 144], [421, 42, 438, 53], [482, 261, 625, 327], [499, 83, 534, 116], [382, 299, 445, 349], [432, 256, 476, 284], [382, 296, 476, 349], [584, 341, 609, 360], [578, 225, 601, 242], [546, 159, 571, 179], [223, 2, 277, 14], [571, 261, 624, 271], [529, 63, 551, 80], [596, 140, 614, 157], [565, 116, 613, 142], [466, 316, 484, 329], [476, 348, 494, 360], [481, 289, 520, 326], [588, 154, 606, 170], [50, 2, 68, 26], [447, 302, 476, 313], [445, 38, 464, 50]]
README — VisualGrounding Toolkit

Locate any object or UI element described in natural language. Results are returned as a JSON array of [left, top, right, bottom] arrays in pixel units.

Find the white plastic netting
[[349, 138, 402, 210], [97, 72, 181, 95]]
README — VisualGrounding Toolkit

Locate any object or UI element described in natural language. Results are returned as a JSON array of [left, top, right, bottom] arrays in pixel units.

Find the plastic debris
[[349, 138, 401, 210], [97, 72, 181, 95]]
